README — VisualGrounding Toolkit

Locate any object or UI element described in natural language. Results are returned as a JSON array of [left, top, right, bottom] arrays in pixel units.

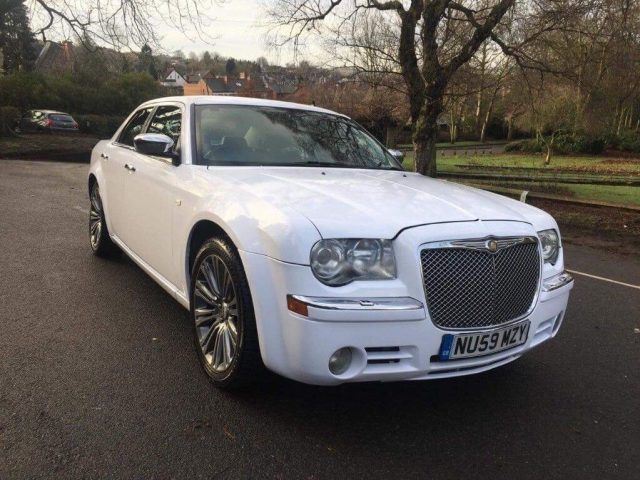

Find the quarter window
[[118, 107, 153, 146], [147, 105, 182, 144]]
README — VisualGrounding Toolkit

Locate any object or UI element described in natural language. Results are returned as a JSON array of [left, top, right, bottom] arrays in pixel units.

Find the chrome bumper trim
[[289, 295, 424, 311], [542, 271, 574, 292]]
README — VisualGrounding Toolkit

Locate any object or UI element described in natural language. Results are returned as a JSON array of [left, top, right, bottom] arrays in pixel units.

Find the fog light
[[328, 347, 352, 375]]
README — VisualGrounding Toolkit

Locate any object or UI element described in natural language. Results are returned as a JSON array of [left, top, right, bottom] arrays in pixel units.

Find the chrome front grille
[[420, 238, 540, 330]]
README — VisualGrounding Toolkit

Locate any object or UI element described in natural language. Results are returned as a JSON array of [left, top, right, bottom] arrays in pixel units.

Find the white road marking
[[74, 205, 89, 215], [567, 269, 640, 291]]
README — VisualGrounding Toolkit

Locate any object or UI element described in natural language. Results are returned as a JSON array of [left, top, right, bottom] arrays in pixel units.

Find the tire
[[89, 182, 119, 258], [190, 237, 263, 389]]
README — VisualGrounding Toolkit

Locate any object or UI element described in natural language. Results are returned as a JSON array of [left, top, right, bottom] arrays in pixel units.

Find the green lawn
[[398, 140, 509, 149], [402, 152, 640, 176], [458, 179, 640, 207], [401, 152, 640, 207]]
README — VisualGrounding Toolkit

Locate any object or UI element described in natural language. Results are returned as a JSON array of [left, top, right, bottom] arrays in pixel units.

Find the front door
[[120, 104, 183, 284], [104, 107, 154, 237]]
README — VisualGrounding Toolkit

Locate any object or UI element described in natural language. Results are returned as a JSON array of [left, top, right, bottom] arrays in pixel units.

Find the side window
[[147, 105, 182, 145], [118, 107, 153, 146]]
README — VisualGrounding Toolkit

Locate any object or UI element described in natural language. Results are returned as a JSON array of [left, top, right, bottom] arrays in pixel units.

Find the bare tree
[[266, 0, 529, 176], [26, 0, 223, 50]]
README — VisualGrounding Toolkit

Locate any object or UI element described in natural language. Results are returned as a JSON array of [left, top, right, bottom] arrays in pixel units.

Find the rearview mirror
[[134, 133, 180, 165], [388, 148, 405, 161]]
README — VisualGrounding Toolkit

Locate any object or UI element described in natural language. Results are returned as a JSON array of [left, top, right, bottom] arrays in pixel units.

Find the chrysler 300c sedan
[[88, 96, 574, 387]]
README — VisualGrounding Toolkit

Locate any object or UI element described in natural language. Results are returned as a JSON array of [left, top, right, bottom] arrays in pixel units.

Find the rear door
[[48, 113, 76, 130], [119, 103, 184, 283], [103, 107, 153, 237]]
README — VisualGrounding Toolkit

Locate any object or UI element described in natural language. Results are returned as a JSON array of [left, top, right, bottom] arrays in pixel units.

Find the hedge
[[74, 114, 125, 139], [0, 106, 20, 136]]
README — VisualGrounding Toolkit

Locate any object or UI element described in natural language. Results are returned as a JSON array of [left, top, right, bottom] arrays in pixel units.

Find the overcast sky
[[156, 1, 320, 65]]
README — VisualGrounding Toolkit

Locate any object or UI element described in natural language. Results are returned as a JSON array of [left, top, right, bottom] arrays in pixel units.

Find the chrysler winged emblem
[[487, 240, 498, 252]]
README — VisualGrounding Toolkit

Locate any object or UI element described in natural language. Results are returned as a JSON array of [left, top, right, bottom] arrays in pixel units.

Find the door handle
[[124, 163, 136, 172], [100, 153, 109, 160]]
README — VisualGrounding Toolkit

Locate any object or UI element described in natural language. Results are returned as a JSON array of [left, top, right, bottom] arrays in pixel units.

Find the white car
[[88, 96, 574, 387]]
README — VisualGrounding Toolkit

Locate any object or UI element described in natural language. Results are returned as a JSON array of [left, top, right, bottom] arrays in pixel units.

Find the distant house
[[261, 77, 297, 99], [34, 41, 75, 75], [160, 68, 186, 88], [183, 71, 275, 99], [183, 75, 212, 96], [34, 40, 134, 76]]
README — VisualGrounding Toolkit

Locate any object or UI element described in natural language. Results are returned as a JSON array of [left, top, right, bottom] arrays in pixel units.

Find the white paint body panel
[[89, 95, 572, 385]]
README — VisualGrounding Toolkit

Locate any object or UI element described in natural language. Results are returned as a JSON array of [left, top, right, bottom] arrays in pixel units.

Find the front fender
[[187, 193, 321, 265]]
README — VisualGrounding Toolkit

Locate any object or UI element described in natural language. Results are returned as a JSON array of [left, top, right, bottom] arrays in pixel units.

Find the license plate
[[438, 320, 530, 361]]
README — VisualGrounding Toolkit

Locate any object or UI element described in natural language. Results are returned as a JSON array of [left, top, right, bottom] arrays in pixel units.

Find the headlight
[[538, 229, 560, 264], [310, 239, 396, 286]]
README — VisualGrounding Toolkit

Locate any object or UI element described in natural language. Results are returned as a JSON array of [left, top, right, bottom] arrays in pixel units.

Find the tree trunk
[[506, 116, 514, 141], [414, 133, 438, 177], [544, 145, 552, 166], [413, 99, 442, 177], [480, 98, 495, 143], [449, 109, 456, 144]]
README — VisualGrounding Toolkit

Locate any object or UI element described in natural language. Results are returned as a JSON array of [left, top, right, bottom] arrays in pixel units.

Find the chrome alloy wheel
[[194, 254, 239, 372], [89, 184, 103, 249]]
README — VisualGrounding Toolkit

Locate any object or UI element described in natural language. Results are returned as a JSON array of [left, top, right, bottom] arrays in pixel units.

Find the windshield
[[194, 105, 402, 170]]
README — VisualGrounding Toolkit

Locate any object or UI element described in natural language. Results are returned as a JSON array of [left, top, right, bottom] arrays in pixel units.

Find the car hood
[[213, 167, 550, 238]]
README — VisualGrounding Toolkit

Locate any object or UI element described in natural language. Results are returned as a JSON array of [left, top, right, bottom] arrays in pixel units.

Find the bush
[[554, 133, 605, 155], [615, 131, 640, 153], [0, 106, 20, 136], [75, 114, 125, 138], [504, 139, 543, 153]]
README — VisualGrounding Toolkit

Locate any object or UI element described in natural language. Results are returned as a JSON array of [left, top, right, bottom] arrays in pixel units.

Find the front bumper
[[239, 246, 573, 386]]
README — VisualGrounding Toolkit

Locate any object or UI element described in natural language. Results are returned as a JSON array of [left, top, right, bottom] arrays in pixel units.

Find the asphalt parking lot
[[0, 160, 638, 479]]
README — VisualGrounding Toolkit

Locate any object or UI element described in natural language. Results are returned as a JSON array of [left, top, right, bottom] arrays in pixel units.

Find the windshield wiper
[[287, 161, 356, 168]]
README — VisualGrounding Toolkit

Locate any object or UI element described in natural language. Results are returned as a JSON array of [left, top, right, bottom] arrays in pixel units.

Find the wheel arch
[[185, 219, 236, 291], [88, 173, 97, 195]]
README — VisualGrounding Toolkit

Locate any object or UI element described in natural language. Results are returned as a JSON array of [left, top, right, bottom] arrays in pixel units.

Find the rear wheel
[[89, 182, 119, 257], [190, 237, 262, 388]]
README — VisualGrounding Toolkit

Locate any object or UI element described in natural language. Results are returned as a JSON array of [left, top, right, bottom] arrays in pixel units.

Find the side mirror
[[388, 148, 405, 161], [134, 133, 181, 166]]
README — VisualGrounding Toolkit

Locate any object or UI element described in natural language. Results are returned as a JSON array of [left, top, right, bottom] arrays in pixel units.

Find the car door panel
[[121, 154, 177, 282], [119, 104, 184, 285], [102, 144, 131, 235], [103, 107, 154, 239]]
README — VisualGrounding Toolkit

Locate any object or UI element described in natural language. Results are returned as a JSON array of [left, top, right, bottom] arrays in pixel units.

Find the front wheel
[[190, 238, 262, 388], [89, 182, 119, 257]]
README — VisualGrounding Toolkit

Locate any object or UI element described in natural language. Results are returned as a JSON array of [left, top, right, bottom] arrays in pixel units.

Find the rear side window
[[118, 107, 153, 146], [49, 114, 74, 122], [147, 105, 182, 144]]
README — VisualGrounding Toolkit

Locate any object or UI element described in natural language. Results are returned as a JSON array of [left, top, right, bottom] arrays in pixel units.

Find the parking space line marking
[[74, 206, 89, 215], [567, 269, 640, 290]]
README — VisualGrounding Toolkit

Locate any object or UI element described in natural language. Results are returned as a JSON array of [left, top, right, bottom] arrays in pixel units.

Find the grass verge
[[403, 152, 640, 176], [0, 133, 100, 158], [458, 179, 640, 207]]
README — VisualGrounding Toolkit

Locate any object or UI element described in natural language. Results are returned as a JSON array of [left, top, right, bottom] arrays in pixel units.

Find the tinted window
[[49, 114, 74, 122], [118, 108, 153, 146], [147, 105, 182, 143], [194, 105, 400, 170]]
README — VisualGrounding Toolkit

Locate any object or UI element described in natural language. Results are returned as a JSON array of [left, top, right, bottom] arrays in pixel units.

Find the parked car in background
[[88, 96, 574, 388], [17, 110, 79, 133]]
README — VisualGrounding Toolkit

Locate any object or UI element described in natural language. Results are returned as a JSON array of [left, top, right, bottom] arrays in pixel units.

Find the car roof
[[138, 96, 349, 118], [34, 110, 72, 115]]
